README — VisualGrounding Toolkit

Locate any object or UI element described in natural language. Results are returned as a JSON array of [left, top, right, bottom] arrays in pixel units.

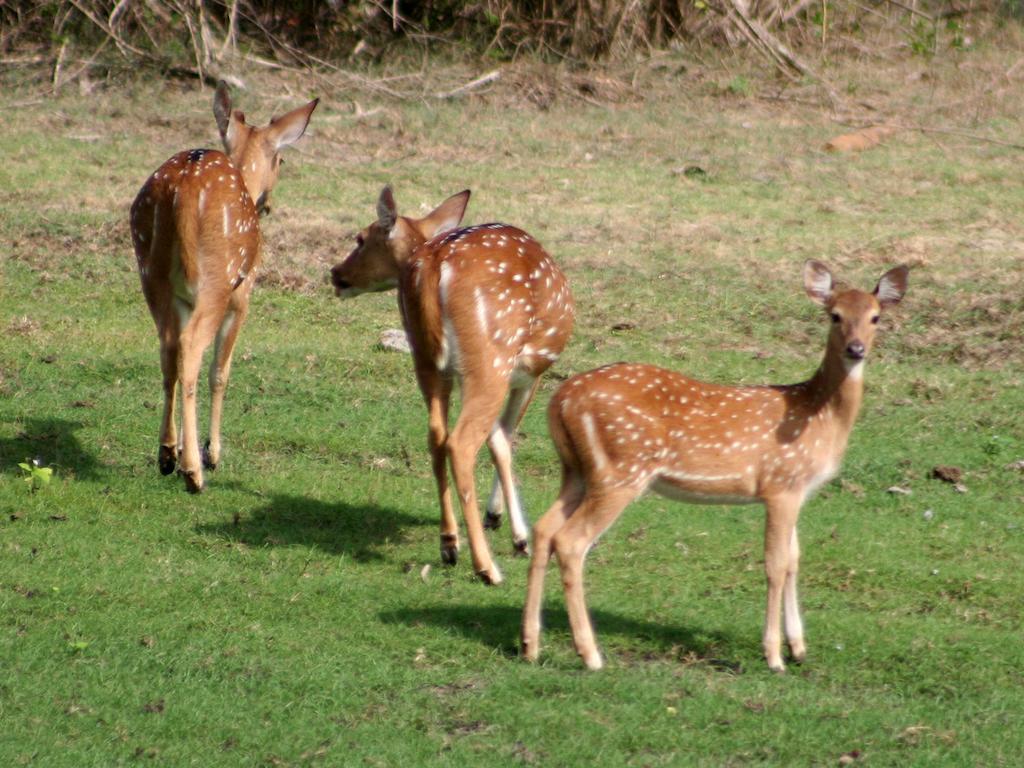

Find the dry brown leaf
[[931, 465, 964, 484], [897, 724, 932, 744], [824, 126, 896, 152]]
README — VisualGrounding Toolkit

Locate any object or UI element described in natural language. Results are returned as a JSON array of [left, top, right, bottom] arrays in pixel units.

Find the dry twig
[[435, 69, 502, 99]]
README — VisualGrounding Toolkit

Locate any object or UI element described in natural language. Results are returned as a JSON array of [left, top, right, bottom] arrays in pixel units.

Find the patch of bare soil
[[258, 213, 348, 295], [497, 63, 639, 110], [746, 216, 1024, 372], [901, 282, 1023, 371], [8, 219, 132, 278]]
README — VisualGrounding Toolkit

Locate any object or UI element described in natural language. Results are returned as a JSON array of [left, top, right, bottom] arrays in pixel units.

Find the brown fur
[[130, 82, 317, 493], [522, 261, 908, 671], [332, 189, 576, 583]]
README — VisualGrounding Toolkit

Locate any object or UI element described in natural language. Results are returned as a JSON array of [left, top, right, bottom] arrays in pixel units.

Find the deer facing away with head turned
[[521, 260, 908, 671], [331, 188, 575, 584], [130, 82, 318, 493]]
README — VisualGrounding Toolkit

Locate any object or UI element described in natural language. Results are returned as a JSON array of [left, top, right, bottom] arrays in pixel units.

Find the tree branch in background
[[721, 0, 839, 103]]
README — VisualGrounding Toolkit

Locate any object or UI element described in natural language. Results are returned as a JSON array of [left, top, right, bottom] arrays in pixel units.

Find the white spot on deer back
[[474, 286, 489, 335], [437, 262, 459, 371]]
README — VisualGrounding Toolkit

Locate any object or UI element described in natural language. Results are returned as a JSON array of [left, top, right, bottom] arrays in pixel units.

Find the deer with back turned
[[521, 260, 908, 671], [130, 82, 318, 493], [331, 188, 575, 584]]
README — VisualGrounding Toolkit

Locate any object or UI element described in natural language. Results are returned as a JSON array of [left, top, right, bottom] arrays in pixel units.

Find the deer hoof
[[581, 651, 604, 671], [440, 535, 459, 566], [520, 639, 540, 663], [158, 445, 178, 475], [202, 440, 218, 470], [483, 509, 502, 530], [475, 565, 503, 586], [180, 469, 204, 495], [513, 539, 530, 558], [788, 638, 806, 664]]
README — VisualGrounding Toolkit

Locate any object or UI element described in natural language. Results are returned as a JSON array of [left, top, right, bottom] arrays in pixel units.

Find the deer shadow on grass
[[0, 418, 101, 480], [196, 492, 431, 562], [379, 603, 741, 669]]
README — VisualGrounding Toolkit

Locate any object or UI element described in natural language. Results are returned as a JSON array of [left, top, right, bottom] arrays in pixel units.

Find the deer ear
[[874, 264, 909, 308], [419, 190, 471, 239], [269, 98, 319, 151], [213, 81, 232, 138], [213, 81, 246, 154], [803, 260, 834, 306], [377, 186, 398, 232]]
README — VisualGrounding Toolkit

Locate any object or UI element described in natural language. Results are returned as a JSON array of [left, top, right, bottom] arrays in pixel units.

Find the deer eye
[[830, 312, 841, 323], [870, 315, 880, 324], [356, 234, 365, 247]]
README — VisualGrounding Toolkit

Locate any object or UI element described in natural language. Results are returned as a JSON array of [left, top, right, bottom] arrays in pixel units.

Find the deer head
[[804, 260, 908, 376], [212, 81, 318, 216], [331, 186, 471, 298]]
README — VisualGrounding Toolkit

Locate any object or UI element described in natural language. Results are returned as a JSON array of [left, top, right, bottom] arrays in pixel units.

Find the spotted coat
[[400, 223, 575, 387], [550, 361, 856, 504], [130, 148, 260, 306]]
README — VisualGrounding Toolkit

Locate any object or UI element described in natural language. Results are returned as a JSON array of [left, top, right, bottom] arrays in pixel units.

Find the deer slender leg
[[485, 378, 541, 555], [552, 485, 638, 670], [416, 369, 457, 564], [176, 297, 228, 494], [784, 525, 806, 663], [763, 494, 802, 672], [521, 468, 584, 662], [447, 377, 508, 585], [156, 316, 180, 475], [204, 302, 246, 470]]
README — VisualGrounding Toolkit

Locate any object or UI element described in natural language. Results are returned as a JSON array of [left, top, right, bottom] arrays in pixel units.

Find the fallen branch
[[220, 0, 240, 59], [894, 123, 1024, 151], [779, 0, 821, 25], [882, 0, 934, 22], [165, 65, 220, 87], [52, 39, 68, 90], [834, 119, 1024, 151], [435, 69, 502, 99], [108, 0, 130, 28], [54, 38, 112, 93], [722, 0, 839, 102], [66, 0, 148, 60], [0, 56, 48, 65]]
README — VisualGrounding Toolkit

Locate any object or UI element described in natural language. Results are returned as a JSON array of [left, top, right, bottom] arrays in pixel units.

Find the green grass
[[2, 50, 1024, 766]]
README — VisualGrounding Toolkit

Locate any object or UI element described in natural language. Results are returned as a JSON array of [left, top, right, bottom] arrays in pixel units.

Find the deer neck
[[226, 147, 264, 213], [393, 222, 429, 275], [241, 174, 264, 211], [805, 346, 866, 434]]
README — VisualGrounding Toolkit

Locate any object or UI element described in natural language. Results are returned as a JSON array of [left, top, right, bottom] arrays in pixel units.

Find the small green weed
[[726, 75, 752, 96], [17, 458, 53, 493], [910, 19, 937, 57]]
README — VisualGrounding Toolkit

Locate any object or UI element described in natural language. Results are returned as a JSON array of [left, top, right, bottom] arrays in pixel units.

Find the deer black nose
[[254, 191, 271, 217], [846, 341, 865, 360], [330, 267, 351, 290]]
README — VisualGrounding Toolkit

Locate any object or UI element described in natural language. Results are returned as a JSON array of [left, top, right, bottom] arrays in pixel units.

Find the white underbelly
[[803, 462, 840, 500], [649, 478, 758, 506]]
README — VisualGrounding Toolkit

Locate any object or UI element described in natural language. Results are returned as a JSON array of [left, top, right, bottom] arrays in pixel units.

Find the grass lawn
[[2, 37, 1023, 766]]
